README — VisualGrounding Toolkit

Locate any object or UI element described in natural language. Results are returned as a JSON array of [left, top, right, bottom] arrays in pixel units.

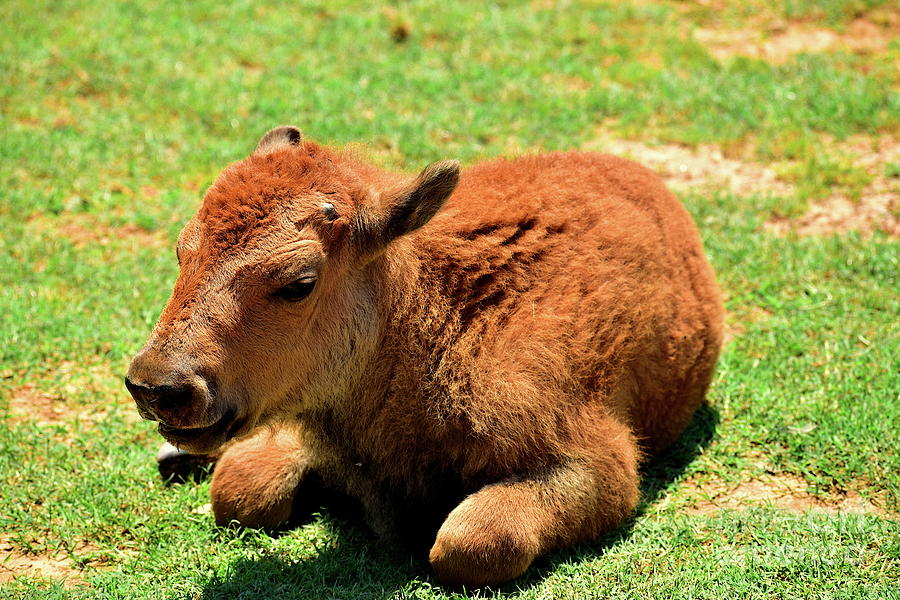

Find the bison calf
[[126, 126, 723, 587]]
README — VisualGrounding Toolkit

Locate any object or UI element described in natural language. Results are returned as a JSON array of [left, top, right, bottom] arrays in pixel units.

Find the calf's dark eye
[[274, 277, 317, 302]]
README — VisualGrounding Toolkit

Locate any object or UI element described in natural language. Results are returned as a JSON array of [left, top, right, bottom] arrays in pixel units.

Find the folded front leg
[[429, 419, 640, 587], [210, 424, 313, 529]]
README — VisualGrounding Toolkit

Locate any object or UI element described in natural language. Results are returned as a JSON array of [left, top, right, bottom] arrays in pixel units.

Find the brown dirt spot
[[590, 130, 898, 238], [542, 73, 593, 93], [5, 362, 141, 427], [695, 17, 896, 63], [723, 306, 772, 345], [683, 471, 888, 516], [27, 212, 170, 250], [236, 58, 265, 75], [766, 193, 899, 237], [391, 21, 411, 43], [722, 319, 743, 346], [765, 135, 900, 237], [15, 115, 42, 127], [140, 185, 161, 199], [7, 385, 72, 426], [0, 539, 89, 589], [588, 134, 794, 197], [382, 7, 412, 43]]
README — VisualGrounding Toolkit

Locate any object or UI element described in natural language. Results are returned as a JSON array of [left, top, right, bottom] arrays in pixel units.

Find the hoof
[[156, 442, 218, 484], [429, 498, 540, 588]]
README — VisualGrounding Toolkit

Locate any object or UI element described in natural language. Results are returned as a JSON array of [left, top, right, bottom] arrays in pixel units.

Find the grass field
[[1, 0, 898, 598]]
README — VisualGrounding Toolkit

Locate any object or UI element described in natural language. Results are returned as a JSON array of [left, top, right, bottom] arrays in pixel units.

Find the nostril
[[124, 376, 142, 397], [125, 377, 159, 421], [153, 385, 194, 413], [125, 376, 151, 405], [125, 377, 195, 419]]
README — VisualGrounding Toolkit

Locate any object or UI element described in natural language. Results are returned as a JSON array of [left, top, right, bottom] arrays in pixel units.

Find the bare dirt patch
[[722, 318, 743, 347], [59, 218, 166, 250], [683, 471, 888, 516], [765, 135, 900, 237], [7, 385, 72, 426], [588, 135, 794, 198], [5, 363, 140, 427], [723, 306, 773, 345], [694, 17, 897, 64], [590, 131, 899, 238], [766, 193, 899, 237], [0, 539, 89, 589], [542, 73, 593, 93], [26, 212, 169, 250]]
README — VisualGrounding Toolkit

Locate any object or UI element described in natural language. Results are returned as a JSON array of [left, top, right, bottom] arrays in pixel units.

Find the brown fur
[[127, 127, 724, 587], [209, 424, 310, 529]]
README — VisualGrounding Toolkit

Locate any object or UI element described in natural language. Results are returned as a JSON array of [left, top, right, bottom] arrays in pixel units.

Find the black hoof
[[156, 442, 218, 484]]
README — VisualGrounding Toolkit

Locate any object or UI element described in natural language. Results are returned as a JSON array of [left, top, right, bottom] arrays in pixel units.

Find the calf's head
[[126, 126, 459, 453]]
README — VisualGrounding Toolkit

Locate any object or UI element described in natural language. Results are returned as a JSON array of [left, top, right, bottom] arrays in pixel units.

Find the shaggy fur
[[126, 126, 724, 587]]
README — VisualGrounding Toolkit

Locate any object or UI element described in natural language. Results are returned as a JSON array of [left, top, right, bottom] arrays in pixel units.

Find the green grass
[[1, 0, 898, 598]]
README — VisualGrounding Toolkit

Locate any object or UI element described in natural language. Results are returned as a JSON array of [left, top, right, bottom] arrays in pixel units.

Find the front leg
[[156, 442, 222, 484], [429, 419, 640, 587], [210, 424, 313, 529]]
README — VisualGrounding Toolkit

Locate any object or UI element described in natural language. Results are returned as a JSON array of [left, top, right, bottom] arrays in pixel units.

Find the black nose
[[125, 377, 195, 421]]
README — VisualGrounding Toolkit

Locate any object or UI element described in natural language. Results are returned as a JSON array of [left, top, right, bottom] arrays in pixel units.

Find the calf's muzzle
[[125, 344, 217, 427]]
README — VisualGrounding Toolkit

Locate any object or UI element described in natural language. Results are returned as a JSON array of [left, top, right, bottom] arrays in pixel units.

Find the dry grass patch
[[766, 135, 900, 237], [0, 538, 96, 589], [541, 72, 593, 93], [695, 17, 897, 64], [722, 315, 743, 346], [58, 217, 166, 250], [26, 211, 170, 251], [766, 192, 899, 237], [6, 385, 71, 426], [590, 130, 898, 238], [588, 134, 794, 197], [722, 306, 773, 345], [682, 471, 888, 516], [4, 362, 139, 427]]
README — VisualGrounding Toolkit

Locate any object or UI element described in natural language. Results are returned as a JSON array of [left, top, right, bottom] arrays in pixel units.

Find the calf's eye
[[274, 277, 317, 302]]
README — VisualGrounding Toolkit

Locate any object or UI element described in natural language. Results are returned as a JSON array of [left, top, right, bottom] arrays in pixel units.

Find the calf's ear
[[356, 159, 460, 253], [254, 126, 303, 155], [383, 160, 460, 239]]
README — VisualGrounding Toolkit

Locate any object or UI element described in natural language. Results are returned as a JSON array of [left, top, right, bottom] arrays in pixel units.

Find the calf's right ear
[[354, 159, 460, 255]]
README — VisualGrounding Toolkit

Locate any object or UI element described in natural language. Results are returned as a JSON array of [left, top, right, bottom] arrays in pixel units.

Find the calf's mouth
[[157, 409, 247, 453]]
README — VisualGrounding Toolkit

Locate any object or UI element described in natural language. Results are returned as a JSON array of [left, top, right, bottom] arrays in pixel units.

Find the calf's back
[[304, 150, 723, 535]]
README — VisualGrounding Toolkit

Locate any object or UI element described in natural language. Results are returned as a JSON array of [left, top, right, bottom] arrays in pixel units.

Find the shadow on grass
[[197, 404, 719, 599], [198, 522, 428, 600]]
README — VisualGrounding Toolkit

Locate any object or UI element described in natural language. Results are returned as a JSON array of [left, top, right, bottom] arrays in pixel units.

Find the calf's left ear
[[357, 159, 460, 252], [254, 125, 303, 155]]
